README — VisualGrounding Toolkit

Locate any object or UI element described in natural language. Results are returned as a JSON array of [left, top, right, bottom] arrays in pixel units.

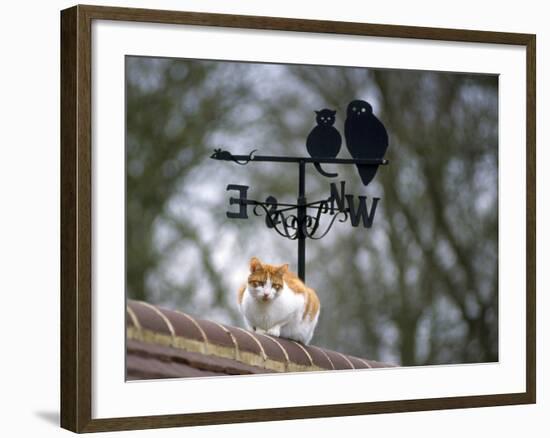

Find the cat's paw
[[266, 326, 281, 337]]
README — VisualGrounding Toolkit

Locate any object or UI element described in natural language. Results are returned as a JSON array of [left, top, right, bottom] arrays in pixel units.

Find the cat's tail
[[314, 162, 338, 178]]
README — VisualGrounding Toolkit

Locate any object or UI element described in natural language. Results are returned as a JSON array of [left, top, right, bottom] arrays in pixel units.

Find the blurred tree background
[[126, 56, 498, 366]]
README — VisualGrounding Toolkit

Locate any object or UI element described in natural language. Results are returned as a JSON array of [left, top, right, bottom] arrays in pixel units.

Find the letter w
[[345, 195, 380, 228]]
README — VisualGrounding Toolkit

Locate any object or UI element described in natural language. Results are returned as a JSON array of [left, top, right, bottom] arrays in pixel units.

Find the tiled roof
[[126, 299, 393, 379]]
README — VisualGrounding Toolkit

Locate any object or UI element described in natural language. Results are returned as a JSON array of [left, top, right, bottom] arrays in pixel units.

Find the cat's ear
[[276, 264, 289, 275], [314, 110, 320, 115], [331, 110, 337, 115], [250, 257, 262, 273]]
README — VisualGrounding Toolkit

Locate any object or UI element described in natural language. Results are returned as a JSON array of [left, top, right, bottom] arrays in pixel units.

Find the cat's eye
[[361, 107, 366, 112], [250, 281, 264, 288], [352, 106, 356, 111]]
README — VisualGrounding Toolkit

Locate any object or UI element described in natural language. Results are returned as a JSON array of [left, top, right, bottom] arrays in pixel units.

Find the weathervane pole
[[297, 160, 307, 282]]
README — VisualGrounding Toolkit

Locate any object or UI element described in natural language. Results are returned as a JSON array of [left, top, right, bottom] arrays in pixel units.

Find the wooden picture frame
[[61, 4, 536, 433]]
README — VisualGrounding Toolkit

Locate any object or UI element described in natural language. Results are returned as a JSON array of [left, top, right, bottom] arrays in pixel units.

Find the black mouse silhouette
[[344, 100, 388, 186], [306, 109, 342, 178]]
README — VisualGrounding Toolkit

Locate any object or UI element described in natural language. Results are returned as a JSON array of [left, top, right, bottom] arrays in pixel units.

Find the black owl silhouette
[[306, 109, 342, 178], [344, 99, 389, 186]]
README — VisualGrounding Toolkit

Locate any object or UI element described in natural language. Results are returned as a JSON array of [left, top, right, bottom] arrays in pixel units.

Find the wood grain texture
[[60, 4, 536, 433], [81, 393, 535, 433], [60, 4, 93, 432], [78, 3, 534, 44], [60, 5, 78, 432], [525, 34, 536, 404]]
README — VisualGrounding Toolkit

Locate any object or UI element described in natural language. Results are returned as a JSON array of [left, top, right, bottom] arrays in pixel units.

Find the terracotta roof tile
[[126, 299, 394, 379], [161, 308, 206, 343], [128, 301, 172, 336]]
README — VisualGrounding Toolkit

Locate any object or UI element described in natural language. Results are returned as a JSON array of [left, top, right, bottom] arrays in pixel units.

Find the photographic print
[[61, 5, 535, 431], [125, 56, 499, 380]]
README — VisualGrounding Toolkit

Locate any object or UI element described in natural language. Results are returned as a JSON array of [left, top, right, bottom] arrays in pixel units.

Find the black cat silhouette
[[344, 100, 388, 186], [306, 109, 342, 178]]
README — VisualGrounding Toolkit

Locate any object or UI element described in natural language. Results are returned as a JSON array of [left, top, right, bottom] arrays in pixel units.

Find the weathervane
[[211, 100, 389, 282]]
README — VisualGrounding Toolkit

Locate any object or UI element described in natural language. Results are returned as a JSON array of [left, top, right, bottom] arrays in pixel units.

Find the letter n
[[329, 181, 346, 214]]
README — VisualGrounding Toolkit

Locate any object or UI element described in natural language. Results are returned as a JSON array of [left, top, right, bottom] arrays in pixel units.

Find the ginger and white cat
[[238, 257, 320, 345]]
